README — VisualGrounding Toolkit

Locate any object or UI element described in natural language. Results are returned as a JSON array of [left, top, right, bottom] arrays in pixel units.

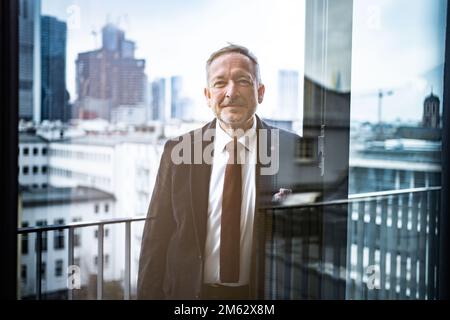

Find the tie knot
[[225, 138, 242, 164], [225, 138, 237, 152]]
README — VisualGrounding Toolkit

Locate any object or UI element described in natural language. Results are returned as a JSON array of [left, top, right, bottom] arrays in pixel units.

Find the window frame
[[439, 1, 450, 299], [0, 0, 448, 300], [0, 0, 19, 300]]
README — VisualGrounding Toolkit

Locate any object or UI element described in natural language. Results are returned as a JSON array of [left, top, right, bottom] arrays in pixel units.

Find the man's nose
[[224, 81, 238, 99]]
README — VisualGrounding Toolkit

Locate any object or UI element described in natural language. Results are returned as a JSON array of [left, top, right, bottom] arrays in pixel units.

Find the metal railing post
[[427, 190, 438, 300], [68, 227, 74, 300], [388, 195, 399, 299], [356, 201, 365, 299], [410, 193, 419, 299], [399, 193, 409, 299], [35, 231, 42, 300], [367, 199, 377, 300], [124, 221, 131, 300], [379, 198, 388, 299], [97, 224, 104, 300], [418, 191, 428, 299]]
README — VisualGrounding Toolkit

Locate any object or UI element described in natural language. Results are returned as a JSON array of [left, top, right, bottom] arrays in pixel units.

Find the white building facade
[[47, 134, 164, 294], [19, 132, 49, 189], [19, 186, 116, 299]]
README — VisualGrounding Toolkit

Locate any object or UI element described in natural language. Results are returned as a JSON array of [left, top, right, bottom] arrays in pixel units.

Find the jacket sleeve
[[137, 140, 175, 299]]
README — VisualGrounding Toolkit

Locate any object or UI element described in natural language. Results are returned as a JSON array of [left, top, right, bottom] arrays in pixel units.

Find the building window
[[53, 219, 65, 250], [94, 204, 99, 214], [21, 265, 27, 282], [32, 184, 39, 188], [104, 203, 109, 213], [41, 183, 48, 188], [42, 165, 47, 174], [33, 147, 38, 155], [41, 262, 46, 280], [94, 228, 108, 238], [21, 222, 28, 255], [32, 165, 38, 174], [94, 255, 109, 267], [36, 220, 48, 252], [296, 137, 317, 162], [22, 166, 29, 175], [42, 147, 47, 155], [23, 147, 29, 156], [55, 260, 63, 277]]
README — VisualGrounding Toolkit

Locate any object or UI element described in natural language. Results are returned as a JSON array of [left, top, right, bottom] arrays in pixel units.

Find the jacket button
[[198, 255, 202, 260]]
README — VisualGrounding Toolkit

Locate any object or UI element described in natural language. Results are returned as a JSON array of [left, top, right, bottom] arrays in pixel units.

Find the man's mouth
[[222, 104, 242, 108]]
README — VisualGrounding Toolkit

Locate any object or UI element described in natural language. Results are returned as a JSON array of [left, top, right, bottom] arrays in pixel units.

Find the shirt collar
[[215, 115, 257, 154]]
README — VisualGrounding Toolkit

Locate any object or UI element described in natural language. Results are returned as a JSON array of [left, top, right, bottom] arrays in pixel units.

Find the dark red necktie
[[220, 137, 242, 283]]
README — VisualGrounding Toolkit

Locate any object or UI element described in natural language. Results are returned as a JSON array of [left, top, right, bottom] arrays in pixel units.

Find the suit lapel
[[250, 115, 274, 298], [255, 115, 275, 207], [189, 120, 216, 256]]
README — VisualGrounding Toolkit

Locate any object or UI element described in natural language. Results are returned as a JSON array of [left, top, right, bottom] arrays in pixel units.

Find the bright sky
[[350, 0, 447, 123], [42, 0, 306, 121], [42, 0, 447, 123]]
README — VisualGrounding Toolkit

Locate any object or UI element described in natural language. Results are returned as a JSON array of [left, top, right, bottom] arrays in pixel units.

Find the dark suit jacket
[[137, 115, 302, 299]]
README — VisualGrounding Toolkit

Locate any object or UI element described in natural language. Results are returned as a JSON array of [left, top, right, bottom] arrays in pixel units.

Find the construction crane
[[376, 89, 394, 126], [353, 88, 394, 139], [90, 28, 99, 49]]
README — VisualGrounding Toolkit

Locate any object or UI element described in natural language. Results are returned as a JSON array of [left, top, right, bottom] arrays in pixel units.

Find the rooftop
[[20, 186, 115, 207], [50, 133, 161, 147], [19, 132, 49, 144]]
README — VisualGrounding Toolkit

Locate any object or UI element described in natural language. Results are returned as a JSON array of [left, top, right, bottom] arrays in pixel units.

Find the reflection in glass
[[16, 0, 446, 300]]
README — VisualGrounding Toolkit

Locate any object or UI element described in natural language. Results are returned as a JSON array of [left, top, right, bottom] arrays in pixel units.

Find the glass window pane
[[16, 0, 446, 301], [346, 0, 446, 300]]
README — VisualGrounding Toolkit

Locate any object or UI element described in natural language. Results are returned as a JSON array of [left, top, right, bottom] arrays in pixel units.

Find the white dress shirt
[[203, 116, 257, 286]]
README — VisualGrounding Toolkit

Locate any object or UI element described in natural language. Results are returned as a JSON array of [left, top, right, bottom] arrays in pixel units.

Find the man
[[137, 44, 302, 300]]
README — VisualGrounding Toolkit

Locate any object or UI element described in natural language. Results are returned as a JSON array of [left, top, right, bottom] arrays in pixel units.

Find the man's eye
[[238, 79, 251, 86], [213, 81, 226, 88]]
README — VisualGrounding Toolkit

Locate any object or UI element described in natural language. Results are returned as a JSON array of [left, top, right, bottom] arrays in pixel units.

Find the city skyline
[[40, 0, 446, 123]]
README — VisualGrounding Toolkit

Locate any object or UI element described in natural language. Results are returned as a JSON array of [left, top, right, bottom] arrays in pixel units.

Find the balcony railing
[[18, 186, 442, 300], [262, 186, 441, 299], [18, 216, 147, 300]]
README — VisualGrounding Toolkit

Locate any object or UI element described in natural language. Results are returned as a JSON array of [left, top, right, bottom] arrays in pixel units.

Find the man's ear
[[257, 84, 265, 104], [204, 87, 211, 107]]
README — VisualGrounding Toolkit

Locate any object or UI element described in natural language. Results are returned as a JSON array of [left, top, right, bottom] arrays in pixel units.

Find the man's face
[[204, 53, 265, 130]]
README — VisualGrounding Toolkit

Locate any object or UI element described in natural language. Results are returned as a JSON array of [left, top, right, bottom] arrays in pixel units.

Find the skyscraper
[[170, 76, 183, 119], [75, 23, 146, 121], [277, 70, 299, 120], [151, 78, 166, 121], [101, 23, 125, 52], [41, 15, 69, 122], [19, 0, 39, 122]]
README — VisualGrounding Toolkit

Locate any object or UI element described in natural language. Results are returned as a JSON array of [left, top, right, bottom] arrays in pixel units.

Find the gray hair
[[205, 43, 262, 85]]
